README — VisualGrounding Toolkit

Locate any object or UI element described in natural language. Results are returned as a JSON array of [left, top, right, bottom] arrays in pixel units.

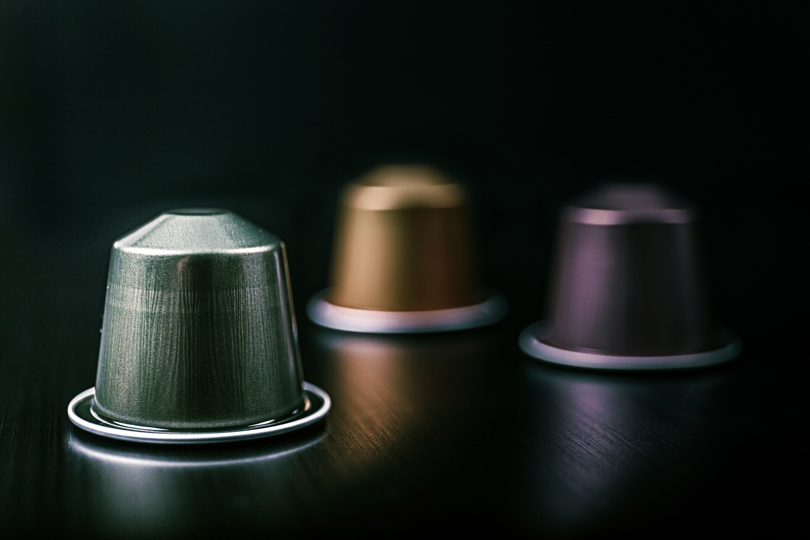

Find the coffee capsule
[[68, 209, 330, 443], [519, 183, 740, 370], [307, 165, 507, 333]]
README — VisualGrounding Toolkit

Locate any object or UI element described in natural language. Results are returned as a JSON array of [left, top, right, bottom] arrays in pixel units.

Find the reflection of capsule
[[505, 363, 727, 536], [310, 327, 493, 413], [68, 432, 323, 537], [306, 327, 496, 469]]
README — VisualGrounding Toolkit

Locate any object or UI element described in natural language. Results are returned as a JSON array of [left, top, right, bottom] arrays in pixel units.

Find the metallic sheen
[[519, 322, 741, 370], [70, 209, 324, 437], [68, 383, 330, 444], [520, 183, 740, 370], [310, 165, 506, 332]]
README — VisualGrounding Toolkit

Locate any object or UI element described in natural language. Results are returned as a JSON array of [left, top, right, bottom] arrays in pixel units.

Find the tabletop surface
[[0, 203, 803, 539]]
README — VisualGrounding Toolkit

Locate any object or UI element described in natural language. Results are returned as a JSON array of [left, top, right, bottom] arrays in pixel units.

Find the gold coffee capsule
[[308, 165, 507, 333]]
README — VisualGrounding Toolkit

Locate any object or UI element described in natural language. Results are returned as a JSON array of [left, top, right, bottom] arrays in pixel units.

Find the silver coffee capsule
[[68, 209, 330, 443], [519, 183, 740, 370]]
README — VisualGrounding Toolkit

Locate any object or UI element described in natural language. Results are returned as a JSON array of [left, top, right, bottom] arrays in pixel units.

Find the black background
[[1, 1, 806, 538]]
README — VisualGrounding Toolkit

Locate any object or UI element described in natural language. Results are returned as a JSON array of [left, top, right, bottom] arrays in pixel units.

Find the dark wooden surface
[[0, 209, 803, 538]]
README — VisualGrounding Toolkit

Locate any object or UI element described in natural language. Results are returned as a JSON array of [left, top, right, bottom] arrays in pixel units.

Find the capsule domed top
[[564, 183, 695, 226], [341, 165, 466, 211], [114, 209, 281, 254]]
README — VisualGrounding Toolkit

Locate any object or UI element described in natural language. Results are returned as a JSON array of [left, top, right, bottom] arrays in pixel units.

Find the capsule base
[[519, 321, 740, 370], [67, 383, 330, 444], [307, 289, 507, 333]]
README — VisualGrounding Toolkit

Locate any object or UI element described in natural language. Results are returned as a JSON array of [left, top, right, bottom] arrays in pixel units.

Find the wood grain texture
[[0, 205, 804, 538]]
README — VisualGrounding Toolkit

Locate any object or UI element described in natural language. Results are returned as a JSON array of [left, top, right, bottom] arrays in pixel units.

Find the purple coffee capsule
[[519, 183, 740, 370]]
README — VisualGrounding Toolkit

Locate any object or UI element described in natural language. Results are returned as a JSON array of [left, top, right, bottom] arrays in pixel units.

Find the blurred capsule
[[308, 165, 506, 333], [519, 183, 740, 370]]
